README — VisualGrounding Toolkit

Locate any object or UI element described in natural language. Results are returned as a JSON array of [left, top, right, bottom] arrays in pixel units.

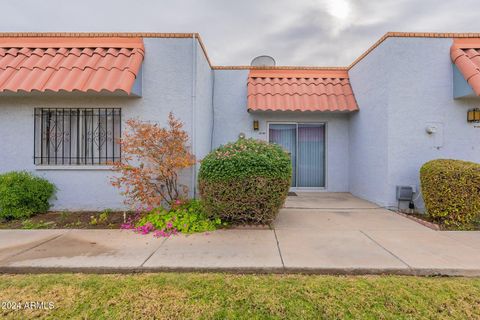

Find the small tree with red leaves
[[111, 113, 195, 208]]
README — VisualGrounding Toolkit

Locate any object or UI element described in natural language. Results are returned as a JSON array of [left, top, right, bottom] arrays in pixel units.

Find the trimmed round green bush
[[420, 159, 480, 229], [0, 171, 56, 220], [199, 138, 291, 225]]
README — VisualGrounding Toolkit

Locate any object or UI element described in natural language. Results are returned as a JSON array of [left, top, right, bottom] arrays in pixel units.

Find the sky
[[1, 0, 479, 66]]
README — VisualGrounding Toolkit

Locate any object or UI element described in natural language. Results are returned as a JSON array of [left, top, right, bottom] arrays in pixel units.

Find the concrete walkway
[[1, 193, 480, 276]]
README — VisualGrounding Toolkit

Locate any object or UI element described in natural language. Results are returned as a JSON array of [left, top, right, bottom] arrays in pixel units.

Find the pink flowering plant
[[122, 199, 224, 237]]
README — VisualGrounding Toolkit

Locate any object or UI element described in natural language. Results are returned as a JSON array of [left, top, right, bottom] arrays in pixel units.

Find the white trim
[[266, 121, 327, 190], [35, 165, 114, 171]]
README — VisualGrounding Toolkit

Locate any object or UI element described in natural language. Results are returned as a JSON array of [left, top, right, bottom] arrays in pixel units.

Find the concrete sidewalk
[[1, 193, 480, 276]]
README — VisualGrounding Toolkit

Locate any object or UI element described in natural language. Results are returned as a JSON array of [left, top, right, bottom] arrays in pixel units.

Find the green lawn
[[1, 273, 480, 319]]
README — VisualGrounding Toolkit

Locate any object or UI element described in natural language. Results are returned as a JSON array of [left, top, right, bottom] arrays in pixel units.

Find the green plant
[[0, 171, 56, 220], [65, 219, 83, 228], [60, 210, 70, 221], [420, 159, 480, 229], [99, 209, 111, 224], [89, 209, 112, 226], [102, 208, 113, 214], [198, 138, 291, 225], [89, 215, 98, 226], [133, 199, 224, 236], [21, 219, 54, 229]]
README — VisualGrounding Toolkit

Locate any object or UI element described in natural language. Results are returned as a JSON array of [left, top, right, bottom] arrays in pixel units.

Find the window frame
[[266, 121, 328, 190], [33, 108, 122, 166]]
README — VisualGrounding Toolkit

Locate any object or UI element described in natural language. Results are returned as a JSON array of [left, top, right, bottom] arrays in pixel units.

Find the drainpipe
[[210, 69, 215, 151], [191, 34, 197, 198]]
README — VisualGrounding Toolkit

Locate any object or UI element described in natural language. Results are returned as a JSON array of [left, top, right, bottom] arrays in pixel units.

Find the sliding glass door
[[297, 124, 325, 187], [268, 123, 325, 189], [268, 124, 297, 186]]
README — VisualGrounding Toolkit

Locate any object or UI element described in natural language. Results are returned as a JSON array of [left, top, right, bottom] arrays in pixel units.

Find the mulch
[[395, 211, 441, 230], [395, 211, 480, 231], [0, 211, 132, 229]]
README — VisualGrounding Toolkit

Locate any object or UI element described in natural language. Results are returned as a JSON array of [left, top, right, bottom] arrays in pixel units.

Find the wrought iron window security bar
[[34, 108, 121, 165]]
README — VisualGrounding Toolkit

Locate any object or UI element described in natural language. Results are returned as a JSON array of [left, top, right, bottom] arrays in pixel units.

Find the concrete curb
[[394, 211, 441, 231], [1, 266, 480, 277]]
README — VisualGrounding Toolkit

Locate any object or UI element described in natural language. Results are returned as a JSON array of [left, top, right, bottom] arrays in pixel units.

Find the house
[[0, 32, 478, 211]]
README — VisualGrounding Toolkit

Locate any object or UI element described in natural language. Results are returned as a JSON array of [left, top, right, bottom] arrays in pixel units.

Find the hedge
[[0, 171, 56, 220], [198, 138, 291, 224], [420, 159, 480, 229]]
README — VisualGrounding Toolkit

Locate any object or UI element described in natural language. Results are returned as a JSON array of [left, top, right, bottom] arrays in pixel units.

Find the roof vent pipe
[[250, 55, 276, 67]]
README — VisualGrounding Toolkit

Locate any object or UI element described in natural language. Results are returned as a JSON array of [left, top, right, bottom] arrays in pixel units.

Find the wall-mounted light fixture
[[425, 125, 437, 134], [253, 120, 259, 131], [467, 108, 480, 123]]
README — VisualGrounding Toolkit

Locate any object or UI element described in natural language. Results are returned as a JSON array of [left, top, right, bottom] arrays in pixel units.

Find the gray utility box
[[396, 185, 414, 201]]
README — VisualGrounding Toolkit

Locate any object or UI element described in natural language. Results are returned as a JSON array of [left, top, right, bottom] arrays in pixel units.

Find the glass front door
[[268, 123, 325, 188], [268, 124, 297, 186]]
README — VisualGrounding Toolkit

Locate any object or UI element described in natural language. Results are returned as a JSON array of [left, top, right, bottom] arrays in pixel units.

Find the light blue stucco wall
[[348, 38, 390, 206], [192, 38, 214, 195], [386, 37, 480, 210], [212, 70, 350, 192], [0, 37, 212, 210], [350, 37, 480, 210]]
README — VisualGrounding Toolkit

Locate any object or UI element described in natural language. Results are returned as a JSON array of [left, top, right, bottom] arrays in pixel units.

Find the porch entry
[[268, 123, 326, 189]]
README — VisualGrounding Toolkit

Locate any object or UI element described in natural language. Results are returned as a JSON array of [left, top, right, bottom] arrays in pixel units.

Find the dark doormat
[[288, 192, 297, 196]]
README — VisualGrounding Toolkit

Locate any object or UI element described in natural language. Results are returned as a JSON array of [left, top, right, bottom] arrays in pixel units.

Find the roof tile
[[247, 69, 359, 112], [451, 39, 480, 96], [0, 37, 144, 94]]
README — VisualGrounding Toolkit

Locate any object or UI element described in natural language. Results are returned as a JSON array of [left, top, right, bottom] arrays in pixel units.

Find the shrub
[[198, 138, 291, 225], [0, 171, 56, 220], [126, 199, 224, 237], [420, 159, 480, 229], [111, 113, 195, 209]]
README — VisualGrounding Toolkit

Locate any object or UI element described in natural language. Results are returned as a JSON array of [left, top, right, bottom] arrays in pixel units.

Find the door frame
[[266, 121, 328, 191]]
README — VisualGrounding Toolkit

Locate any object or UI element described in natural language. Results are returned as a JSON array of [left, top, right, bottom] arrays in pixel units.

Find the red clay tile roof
[[0, 37, 144, 94], [451, 39, 480, 96], [247, 69, 358, 112]]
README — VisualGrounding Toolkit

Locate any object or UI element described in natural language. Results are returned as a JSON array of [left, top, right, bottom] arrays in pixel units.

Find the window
[[34, 108, 121, 165]]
